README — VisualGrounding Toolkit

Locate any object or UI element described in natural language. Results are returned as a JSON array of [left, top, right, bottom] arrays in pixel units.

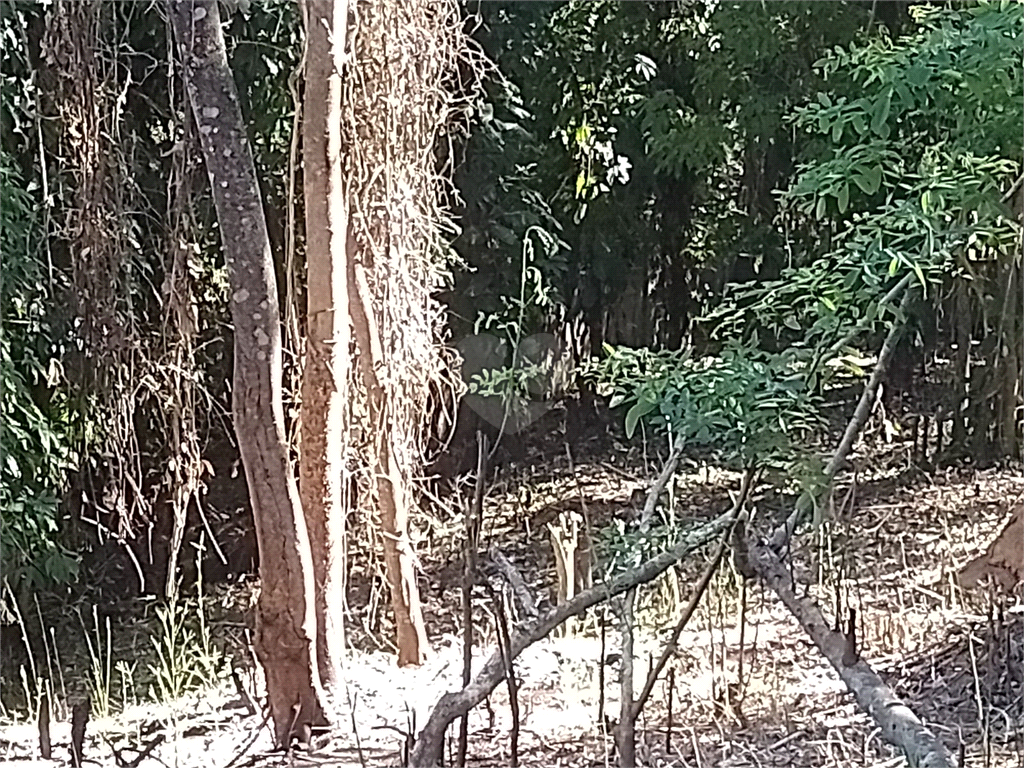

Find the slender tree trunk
[[299, 0, 350, 689], [170, 0, 322, 746], [349, 261, 429, 666]]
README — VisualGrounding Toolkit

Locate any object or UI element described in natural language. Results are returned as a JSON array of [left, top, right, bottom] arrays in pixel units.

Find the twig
[[489, 585, 519, 767], [223, 708, 273, 768], [600, 461, 637, 481], [1000, 172, 1024, 204], [410, 510, 736, 767], [38, 690, 51, 760], [598, 607, 607, 728], [770, 288, 913, 551], [665, 668, 675, 753], [640, 442, 684, 530]]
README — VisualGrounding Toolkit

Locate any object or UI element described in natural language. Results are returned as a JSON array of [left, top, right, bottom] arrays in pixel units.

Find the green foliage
[[592, 342, 823, 467], [0, 153, 79, 593], [453, 2, 876, 347], [707, 1, 1020, 396]]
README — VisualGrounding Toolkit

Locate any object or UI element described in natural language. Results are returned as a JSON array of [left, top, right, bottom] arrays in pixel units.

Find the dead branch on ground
[[750, 285, 957, 768], [746, 539, 957, 768], [409, 510, 736, 767]]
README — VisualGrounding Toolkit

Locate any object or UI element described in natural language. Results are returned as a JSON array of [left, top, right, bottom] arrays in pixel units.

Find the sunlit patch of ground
[[1, 455, 1020, 766]]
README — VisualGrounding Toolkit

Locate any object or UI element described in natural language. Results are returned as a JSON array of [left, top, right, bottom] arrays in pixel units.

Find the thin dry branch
[[409, 511, 737, 767], [640, 442, 684, 530], [631, 468, 755, 721], [769, 287, 913, 551]]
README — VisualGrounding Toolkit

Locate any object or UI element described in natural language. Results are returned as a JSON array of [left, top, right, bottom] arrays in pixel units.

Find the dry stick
[[640, 442, 685, 530], [750, 289, 957, 768], [410, 511, 736, 767], [489, 585, 520, 768], [616, 588, 638, 768], [631, 468, 755, 723], [223, 707, 273, 768], [770, 287, 913, 552], [664, 668, 674, 754], [457, 432, 487, 767], [598, 608, 607, 727]]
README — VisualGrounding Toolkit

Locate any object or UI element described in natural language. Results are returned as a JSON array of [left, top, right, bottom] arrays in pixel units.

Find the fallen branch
[[747, 538, 957, 768], [752, 283, 956, 767], [409, 511, 736, 767], [769, 288, 913, 552]]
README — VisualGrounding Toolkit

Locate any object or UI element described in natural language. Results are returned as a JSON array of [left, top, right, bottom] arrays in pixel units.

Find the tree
[[337, 0, 473, 667], [169, 0, 324, 746], [298, 0, 350, 689]]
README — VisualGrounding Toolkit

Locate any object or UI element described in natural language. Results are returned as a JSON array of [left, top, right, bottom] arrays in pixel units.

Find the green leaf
[[870, 88, 892, 136], [625, 399, 656, 439], [853, 165, 882, 195], [815, 195, 827, 220], [837, 183, 849, 213]]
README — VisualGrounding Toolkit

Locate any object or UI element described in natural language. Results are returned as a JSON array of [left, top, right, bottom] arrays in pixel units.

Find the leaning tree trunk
[[170, 0, 323, 746], [339, 0, 474, 667], [299, 0, 350, 689]]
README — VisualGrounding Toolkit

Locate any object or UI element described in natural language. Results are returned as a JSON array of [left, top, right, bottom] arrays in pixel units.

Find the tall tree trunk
[[349, 262, 429, 666], [338, 0, 459, 667], [299, 0, 350, 689], [170, 0, 323, 746]]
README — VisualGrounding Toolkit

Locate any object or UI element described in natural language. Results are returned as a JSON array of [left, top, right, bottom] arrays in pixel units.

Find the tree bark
[[350, 261, 429, 666], [170, 0, 322, 746], [299, 0, 350, 689]]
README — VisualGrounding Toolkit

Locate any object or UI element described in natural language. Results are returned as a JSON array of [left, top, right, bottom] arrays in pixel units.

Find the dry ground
[[2, 438, 1022, 767]]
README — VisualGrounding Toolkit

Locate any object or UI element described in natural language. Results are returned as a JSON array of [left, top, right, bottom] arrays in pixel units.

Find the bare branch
[[409, 510, 736, 767]]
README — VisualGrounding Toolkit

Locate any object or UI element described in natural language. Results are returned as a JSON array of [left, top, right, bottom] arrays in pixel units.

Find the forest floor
[[1, 423, 1022, 768]]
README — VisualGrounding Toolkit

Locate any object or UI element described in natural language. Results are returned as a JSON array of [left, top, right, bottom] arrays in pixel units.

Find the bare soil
[[2, 429, 1022, 767]]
